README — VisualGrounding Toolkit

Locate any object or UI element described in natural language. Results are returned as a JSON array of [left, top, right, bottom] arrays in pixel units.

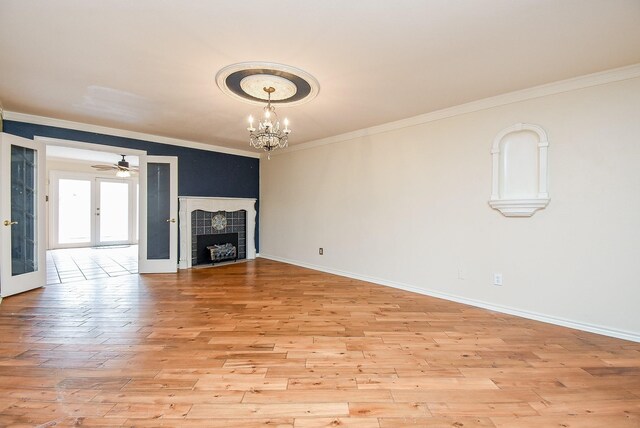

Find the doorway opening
[[46, 145, 139, 284], [1, 133, 178, 298]]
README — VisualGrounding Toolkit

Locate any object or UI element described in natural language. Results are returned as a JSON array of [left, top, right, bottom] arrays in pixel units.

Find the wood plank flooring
[[0, 258, 639, 427]]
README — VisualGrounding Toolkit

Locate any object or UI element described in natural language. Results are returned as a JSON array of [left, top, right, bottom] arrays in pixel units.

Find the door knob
[[166, 218, 176, 223], [3, 220, 18, 226]]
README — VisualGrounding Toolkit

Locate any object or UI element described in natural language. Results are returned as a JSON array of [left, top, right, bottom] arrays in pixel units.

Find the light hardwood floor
[[0, 258, 639, 427]]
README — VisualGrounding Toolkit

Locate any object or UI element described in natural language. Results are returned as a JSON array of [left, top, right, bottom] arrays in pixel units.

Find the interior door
[[138, 156, 178, 273], [0, 133, 46, 297]]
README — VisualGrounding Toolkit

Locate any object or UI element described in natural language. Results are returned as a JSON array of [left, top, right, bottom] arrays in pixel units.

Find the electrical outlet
[[493, 273, 503, 286], [457, 267, 466, 280], [319, 248, 323, 255]]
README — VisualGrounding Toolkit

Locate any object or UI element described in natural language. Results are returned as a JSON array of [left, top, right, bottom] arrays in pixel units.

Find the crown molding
[[4, 64, 639, 160], [281, 63, 640, 155], [2, 111, 261, 159]]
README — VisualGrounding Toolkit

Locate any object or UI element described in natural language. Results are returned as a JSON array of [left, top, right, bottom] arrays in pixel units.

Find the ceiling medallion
[[216, 62, 319, 158], [240, 74, 297, 101], [216, 62, 319, 106]]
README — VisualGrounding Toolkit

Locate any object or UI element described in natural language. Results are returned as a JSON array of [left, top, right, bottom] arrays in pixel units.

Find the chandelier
[[247, 86, 291, 159]]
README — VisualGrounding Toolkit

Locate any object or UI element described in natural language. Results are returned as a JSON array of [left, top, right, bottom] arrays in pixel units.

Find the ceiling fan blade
[[92, 159, 138, 175], [116, 165, 140, 171]]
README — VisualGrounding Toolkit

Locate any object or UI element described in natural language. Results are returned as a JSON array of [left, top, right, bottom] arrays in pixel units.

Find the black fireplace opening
[[195, 233, 239, 265]]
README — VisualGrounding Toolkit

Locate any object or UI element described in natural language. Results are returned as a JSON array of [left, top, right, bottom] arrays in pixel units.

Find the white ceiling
[[1, 1, 639, 151]]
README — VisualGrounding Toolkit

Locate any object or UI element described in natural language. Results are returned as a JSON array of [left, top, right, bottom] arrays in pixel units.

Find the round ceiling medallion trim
[[240, 74, 298, 101], [216, 62, 320, 106]]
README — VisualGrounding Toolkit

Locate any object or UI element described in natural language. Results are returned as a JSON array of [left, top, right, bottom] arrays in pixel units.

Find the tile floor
[[46, 245, 138, 285]]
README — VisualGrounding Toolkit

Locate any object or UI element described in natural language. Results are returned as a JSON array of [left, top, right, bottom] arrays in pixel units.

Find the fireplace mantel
[[178, 197, 257, 269]]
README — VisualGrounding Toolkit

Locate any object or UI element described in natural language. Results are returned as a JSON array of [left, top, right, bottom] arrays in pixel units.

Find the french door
[[51, 173, 138, 248], [0, 133, 46, 297]]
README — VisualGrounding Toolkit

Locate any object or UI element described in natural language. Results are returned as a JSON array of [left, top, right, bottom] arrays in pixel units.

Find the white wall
[[260, 76, 640, 340]]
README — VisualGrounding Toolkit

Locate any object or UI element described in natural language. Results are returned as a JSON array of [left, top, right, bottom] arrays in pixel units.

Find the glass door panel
[[10, 145, 37, 276], [147, 163, 170, 259], [98, 180, 129, 244], [58, 178, 92, 245]]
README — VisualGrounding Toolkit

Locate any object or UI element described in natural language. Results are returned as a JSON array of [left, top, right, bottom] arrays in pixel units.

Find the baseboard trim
[[258, 254, 640, 343]]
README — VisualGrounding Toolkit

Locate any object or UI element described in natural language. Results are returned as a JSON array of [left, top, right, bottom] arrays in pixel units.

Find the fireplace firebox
[[195, 233, 239, 265]]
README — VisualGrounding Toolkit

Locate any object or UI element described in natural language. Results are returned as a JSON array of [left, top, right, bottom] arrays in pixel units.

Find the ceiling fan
[[91, 154, 139, 178]]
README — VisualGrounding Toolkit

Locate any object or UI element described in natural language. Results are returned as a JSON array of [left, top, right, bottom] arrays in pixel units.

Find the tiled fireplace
[[191, 209, 246, 265], [178, 197, 257, 269]]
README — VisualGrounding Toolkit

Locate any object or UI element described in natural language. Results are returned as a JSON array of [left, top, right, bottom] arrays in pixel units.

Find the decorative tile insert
[[191, 209, 246, 266]]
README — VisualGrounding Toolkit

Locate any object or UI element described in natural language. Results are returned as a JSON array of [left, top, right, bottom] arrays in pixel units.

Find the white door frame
[[37, 136, 147, 256], [37, 137, 179, 274], [0, 133, 46, 297]]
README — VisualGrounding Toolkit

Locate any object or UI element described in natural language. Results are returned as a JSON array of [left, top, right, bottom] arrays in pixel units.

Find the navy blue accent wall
[[4, 120, 260, 250]]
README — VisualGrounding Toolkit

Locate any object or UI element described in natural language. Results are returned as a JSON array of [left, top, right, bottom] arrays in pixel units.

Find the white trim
[[4, 111, 261, 159], [7, 65, 638, 160], [39, 136, 147, 157], [277, 63, 640, 156], [258, 254, 640, 343], [488, 198, 550, 217]]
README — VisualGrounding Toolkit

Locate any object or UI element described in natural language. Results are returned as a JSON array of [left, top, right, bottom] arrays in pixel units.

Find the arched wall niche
[[489, 123, 549, 217]]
